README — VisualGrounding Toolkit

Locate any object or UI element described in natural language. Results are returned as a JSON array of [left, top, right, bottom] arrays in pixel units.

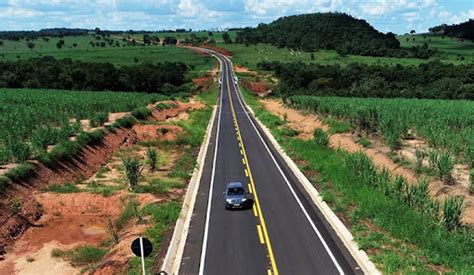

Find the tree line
[[258, 61, 474, 100], [0, 57, 190, 94], [235, 13, 402, 57], [429, 19, 474, 40]]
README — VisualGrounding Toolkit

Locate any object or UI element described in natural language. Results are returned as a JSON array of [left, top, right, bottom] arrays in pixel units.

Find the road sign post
[[131, 237, 153, 275]]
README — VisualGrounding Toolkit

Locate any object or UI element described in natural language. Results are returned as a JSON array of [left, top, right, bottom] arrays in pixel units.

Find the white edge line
[[222, 55, 345, 275], [198, 55, 224, 275]]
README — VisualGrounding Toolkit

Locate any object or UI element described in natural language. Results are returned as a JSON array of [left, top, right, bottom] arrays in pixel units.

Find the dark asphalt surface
[[180, 50, 363, 275]]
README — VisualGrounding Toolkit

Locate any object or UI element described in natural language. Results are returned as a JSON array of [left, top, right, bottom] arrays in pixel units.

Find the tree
[[26, 42, 35, 50], [56, 41, 63, 49], [0, 40, 4, 46], [208, 31, 213, 36], [410, 30, 416, 35], [223, 32, 232, 44]]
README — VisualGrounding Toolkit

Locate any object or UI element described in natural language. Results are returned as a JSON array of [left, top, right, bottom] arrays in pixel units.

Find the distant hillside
[[429, 19, 474, 40], [235, 13, 401, 57]]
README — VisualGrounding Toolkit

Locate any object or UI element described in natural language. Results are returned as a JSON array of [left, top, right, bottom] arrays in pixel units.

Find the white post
[[140, 237, 146, 275]]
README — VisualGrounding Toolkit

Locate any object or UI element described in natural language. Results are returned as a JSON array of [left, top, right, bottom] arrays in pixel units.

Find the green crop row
[[289, 96, 474, 167], [0, 88, 165, 164]]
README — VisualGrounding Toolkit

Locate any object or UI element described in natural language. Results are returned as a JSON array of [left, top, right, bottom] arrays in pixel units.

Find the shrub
[[351, 107, 379, 135], [314, 128, 329, 146], [442, 196, 464, 231], [51, 245, 106, 265], [47, 183, 80, 193], [437, 152, 454, 184], [90, 112, 108, 127], [123, 157, 142, 191], [5, 163, 35, 182], [0, 176, 9, 192], [10, 197, 22, 213], [146, 147, 158, 172], [114, 116, 137, 128], [131, 107, 152, 120]]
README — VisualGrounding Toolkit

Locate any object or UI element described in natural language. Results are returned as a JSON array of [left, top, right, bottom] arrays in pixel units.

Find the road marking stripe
[[242, 158, 246, 165], [257, 225, 265, 244], [198, 56, 224, 275], [267, 269, 273, 275], [253, 205, 258, 217], [224, 60, 279, 275], [248, 183, 253, 193], [240, 149, 243, 155], [223, 55, 345, 275]]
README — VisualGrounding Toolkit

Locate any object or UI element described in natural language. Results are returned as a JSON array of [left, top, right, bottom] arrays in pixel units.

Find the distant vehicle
[[223, 182, 252, 209]]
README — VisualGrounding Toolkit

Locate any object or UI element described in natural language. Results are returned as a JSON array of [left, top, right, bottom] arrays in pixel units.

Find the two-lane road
[[179, 49, 362, 275]]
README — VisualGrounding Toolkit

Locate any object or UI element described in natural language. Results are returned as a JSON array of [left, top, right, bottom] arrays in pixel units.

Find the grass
[[51, 245, 107, 266], [323, 117, 352, 134], [242, 87, 474, 273], [290, 96, 474, 166], [5, 163, 34, 182], [218, 34, 473, 70], [0, 34, 215, 70], [357, 137, 372, 148], [47, 183, 80, 193], [127, 201, 181, 274]]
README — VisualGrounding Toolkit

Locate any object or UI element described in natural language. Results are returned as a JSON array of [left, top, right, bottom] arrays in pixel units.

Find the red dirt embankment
[[198, 45, 233, 57], [0, 128, 137, 259], [240, 78, 271, 96]]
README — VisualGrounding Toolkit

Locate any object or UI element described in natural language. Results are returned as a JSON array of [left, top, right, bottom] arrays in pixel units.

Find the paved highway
[[180, 49, 362, 275]]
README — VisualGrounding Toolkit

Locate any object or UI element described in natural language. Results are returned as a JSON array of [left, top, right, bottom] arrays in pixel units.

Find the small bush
[[155, 102, 176, 111], [90, 112, 109, 127], [131, 107, 152, 120], [314, 128, 329, 146], [437, 152, 454, 184], [5, 163, 35, 182], [146, 147, 158, 172], [356, 137, 372, 148], [10, 197, 22, 213], [443, 196, 464, 231], [123, 157, 142, 191], [114, 116, 137, 128], [428, 150, 438, 169]]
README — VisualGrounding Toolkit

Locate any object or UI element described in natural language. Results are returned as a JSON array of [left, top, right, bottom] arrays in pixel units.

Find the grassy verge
[[52, 245, 107, 267], [241, 88, 474, 273], [127, 201, 181, 274]]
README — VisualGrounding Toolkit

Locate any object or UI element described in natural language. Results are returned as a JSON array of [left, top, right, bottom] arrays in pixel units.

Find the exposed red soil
[[241, 79, 271, 96], [192, 76, 213, 90], [198, 44, 233, 57], [0, 128, 137, 259], [133, 125, 184, 142], [150, 100, 204, 121]]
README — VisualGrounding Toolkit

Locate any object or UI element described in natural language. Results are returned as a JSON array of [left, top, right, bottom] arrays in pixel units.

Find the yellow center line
[[257, 225, 265, 244], [252, 204, 258, 217], [242, 158, 246, 165], [225, 62, 279, 275], [248, 183, 253, 194]]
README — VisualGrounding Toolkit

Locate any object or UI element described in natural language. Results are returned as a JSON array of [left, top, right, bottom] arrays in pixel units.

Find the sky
[[0, 0, 472, 34]]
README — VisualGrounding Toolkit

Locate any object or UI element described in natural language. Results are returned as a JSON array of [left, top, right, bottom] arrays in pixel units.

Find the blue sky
[[0, 0, 472, 34]]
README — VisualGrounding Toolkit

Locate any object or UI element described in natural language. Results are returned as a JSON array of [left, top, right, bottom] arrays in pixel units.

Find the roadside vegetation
[[241, 87, 474, 273], [288, 96, 474, 165]]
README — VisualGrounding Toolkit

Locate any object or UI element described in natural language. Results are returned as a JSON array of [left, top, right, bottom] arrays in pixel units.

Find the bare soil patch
[[133, 125, 184, 142]]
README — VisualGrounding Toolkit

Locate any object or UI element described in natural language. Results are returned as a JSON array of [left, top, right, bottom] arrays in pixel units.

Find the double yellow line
[[224, 60, 279, 275]]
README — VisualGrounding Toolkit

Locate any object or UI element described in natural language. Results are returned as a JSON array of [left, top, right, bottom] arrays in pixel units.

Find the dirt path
[[260, 98, 474, 224]]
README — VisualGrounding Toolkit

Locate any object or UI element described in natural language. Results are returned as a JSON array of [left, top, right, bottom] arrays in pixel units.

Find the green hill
[[235, 12, 400, 57]]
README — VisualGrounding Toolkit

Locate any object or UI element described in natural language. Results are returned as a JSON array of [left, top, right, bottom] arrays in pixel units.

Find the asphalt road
[[180, 50, 363, 275]]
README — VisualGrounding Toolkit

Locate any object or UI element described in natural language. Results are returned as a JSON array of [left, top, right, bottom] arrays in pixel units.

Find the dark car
[[223, 182, 252, 209]]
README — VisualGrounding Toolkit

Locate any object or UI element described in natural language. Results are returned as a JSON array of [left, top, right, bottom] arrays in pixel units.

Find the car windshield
[[227, 187, 245, 196]]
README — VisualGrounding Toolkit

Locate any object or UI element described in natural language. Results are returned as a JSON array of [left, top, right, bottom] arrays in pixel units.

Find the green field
[[0, 89, 164, 164], [0, 34, 214, 69], [217, 34, 474, 69], [289, 96, 474, 166]]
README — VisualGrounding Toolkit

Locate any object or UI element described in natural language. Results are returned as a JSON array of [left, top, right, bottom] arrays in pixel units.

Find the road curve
[[179, 49, 363, 275]]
